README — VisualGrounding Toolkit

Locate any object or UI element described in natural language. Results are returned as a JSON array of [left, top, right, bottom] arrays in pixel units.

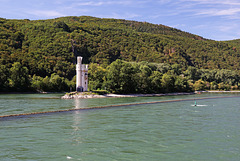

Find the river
[[0, 93, 240, 160]]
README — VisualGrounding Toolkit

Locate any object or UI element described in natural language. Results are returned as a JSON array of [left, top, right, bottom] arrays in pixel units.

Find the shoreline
[[1, 90, 240, 98], [196, 90, 240, 93], [61, 92, 195, 99], [0, 92, 64, 94], [61, 90, 240, 99]]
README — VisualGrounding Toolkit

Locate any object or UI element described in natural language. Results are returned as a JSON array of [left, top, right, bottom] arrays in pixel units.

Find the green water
[[1, 93, 240, 160]]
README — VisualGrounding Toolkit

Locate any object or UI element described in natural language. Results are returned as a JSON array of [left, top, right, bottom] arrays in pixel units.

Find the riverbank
[[61, 92, 195, 99], [61, 90, 240, 99], [196, 90, 240, 93]]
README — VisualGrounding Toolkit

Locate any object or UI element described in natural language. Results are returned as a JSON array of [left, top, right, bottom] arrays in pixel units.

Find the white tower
[[76, 56, 88, 92]]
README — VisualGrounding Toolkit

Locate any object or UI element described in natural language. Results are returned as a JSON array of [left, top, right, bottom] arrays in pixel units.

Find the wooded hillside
[[0, 16, 240, 92]]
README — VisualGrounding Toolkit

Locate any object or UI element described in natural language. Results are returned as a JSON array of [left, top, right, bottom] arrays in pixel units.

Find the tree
[[41, 76, 51, 92], [184, 66, 200, 81], [161, 73, 175, 93], [31, 75, 44, 92], [193, 80, 206, 91], [88, 63, 106, 90], [9, 62, 30, 91], [0, 65, 9, 91], [104, 59, 137, 93], [136, 63, 153, 93], [149, 71, 163, 93], [210, 81, 218, 90], [53, 21, 70, 32], [174, 76, 191, 92], [156, 63, 171, 74], [49, 73, 68, 92], [171, 64, 182, 75]]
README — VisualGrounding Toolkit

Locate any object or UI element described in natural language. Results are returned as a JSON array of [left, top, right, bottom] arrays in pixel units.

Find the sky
[[1, 0, 240, 41]]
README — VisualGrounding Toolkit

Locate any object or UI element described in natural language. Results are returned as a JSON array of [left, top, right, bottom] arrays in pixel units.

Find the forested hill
[[225, 39, 240, 49], [1, 16, 240, 80]]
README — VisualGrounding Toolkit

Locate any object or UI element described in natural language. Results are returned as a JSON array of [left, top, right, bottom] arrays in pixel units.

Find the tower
[[76, 56, 88, 92]]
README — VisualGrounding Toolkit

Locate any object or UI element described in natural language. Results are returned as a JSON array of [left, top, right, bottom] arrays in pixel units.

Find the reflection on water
[[74, 98, 85, 109], [72, 99, 85, 133]]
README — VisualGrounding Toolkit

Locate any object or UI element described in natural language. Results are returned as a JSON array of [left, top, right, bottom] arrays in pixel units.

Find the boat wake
[[67, 156, 73, 159], [191, 104, 207, 107]]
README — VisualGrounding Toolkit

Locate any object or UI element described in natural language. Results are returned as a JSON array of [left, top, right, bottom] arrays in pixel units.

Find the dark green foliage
[[184, 66, 200, 81], [103, 60, 193, 94], [30, 74, 73, 92], [1, 16, 240, 92], [53, 21, 70, 32], [161, 73, 176, 93], [174, 76, 190, 92], [104, 60, 137, 94], [149, 71, 163, 93], [88, 63, 106, 90], [101, 60, 240, 93], [0, 64, 9, 91], [9, 62, 30, 91]]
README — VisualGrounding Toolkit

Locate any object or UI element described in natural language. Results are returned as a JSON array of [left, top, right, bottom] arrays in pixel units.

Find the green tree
[[66, 75, 76, 92], [193, 80, 206, 91], [171, 64, 182, 75], [136, 63, 153, 93], [156, 63, 171, 74], [31, 75, 44, 92], [161, 73, 175, 93], [0, 65, 9, 91], [49, 73, 68, 92], [88, 63, 106, 90], [9, 62, 30, 91], [174, 76, 191, 92], [105, 59, 136, 93], [41, 76, 51, 92], [149, 71, 163, 93], [184, 66, 200, 81]]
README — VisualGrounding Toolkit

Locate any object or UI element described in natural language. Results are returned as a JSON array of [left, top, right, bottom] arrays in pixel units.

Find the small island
[[62, 55, 195, 99], [61, 55, 240, 99], [61, 91, 195, 99]]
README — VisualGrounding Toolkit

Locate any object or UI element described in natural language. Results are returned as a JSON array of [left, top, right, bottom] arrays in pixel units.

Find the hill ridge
[[1, 16, 240, 78]]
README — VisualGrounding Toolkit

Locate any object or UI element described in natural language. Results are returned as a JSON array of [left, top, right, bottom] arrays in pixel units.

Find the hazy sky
[[1, 0, 240, 41]]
